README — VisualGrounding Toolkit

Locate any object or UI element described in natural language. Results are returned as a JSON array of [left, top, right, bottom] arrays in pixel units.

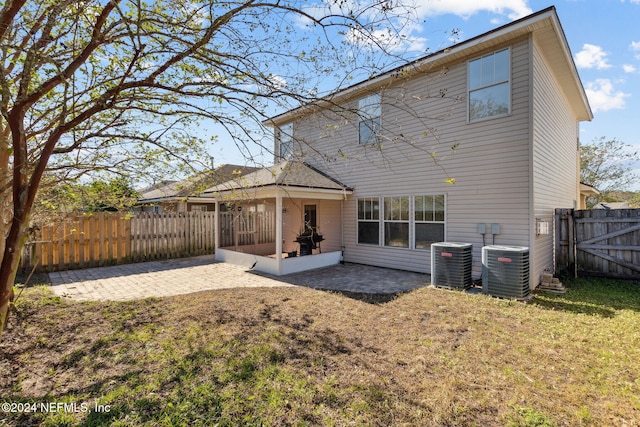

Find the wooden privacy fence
[[555, 208, 640, 280], [20, 211, 215, 272]]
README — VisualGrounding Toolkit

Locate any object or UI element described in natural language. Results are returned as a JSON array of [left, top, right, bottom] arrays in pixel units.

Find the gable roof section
[[265, 6, 592, 126], [203, 161, 352, 195]]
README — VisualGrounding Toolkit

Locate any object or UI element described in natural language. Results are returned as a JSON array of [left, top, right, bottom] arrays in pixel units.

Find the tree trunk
[[0, 216, 28, 339]]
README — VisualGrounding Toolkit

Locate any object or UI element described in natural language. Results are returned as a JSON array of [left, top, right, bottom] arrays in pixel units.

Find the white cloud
[[267, 74, 287, 91], [413, 0, 532, 20], [631, 41, 640, 59], [623, 64, 636, 73], [585, 79, 630, 112], [574, 44, 612, 69]]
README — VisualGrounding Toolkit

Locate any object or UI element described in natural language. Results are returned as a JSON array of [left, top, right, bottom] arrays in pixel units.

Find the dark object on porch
[[295, 232, 324, 256], [287, 251, 297, 258]]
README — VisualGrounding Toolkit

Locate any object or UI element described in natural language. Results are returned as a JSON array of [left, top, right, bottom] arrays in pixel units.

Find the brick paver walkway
[[48, 255, 430, 301]]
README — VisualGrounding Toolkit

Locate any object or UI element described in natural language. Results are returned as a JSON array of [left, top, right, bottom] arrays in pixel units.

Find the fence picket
[[20, 211, 216, 272]]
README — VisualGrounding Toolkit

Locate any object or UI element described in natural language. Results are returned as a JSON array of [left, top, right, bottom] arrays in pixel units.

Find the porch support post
[[214, 200, 220, 260], [275, 193, 283, 274]]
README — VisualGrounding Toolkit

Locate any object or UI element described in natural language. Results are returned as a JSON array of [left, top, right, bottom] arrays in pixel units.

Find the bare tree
[[0, 0, 416, 338]]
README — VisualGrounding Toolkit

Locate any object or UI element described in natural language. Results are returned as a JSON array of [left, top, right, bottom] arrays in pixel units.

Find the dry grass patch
[[1, 277, 639, 426]]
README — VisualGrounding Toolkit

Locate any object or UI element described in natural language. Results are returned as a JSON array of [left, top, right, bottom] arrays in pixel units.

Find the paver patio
[[48, 255, 430, 301]]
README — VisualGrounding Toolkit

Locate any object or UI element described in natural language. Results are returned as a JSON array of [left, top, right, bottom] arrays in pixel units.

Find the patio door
[[304, 204, 317, 233]]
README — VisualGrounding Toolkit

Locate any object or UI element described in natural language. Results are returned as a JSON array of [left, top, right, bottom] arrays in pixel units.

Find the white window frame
[[414, 194, 446, 250], [357, 197, 380, 245], [356, 195, 446, 250], [468, 48, 511, 122], [358, 93, 381, 145], [383, 196, 410, 248]]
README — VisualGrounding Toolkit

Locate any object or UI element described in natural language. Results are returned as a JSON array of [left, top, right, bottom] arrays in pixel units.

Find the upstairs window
[[468, 48, 510, 121], [358, 93, 381, 145], [278, 122, 294, 159]]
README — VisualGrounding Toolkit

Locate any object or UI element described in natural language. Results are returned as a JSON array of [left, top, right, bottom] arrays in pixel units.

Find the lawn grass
[[1, 277, 639, 426]]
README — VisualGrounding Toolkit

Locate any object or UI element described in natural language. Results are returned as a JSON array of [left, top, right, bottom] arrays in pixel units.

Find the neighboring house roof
[[137, 164, 259, 204], [596, 202, 630, 210], [202, 161, 353, 199], [580, 182, 600, 196], [264, 6, 592, 127]]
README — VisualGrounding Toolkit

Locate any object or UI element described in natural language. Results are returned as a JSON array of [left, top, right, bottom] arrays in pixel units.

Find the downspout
[[341, 192, 345, 263]]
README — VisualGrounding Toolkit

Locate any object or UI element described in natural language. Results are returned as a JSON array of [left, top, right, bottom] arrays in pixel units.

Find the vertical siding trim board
[[527, 34, 536, 290]]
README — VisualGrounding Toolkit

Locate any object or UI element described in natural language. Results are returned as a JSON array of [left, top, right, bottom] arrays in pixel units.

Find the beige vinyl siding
[[282, 199, 343, 254], [531, 38, 580, 287], [282, 40, 533, 278]]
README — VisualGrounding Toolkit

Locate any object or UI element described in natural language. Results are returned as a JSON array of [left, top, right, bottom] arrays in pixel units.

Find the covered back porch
[[204, 161, 352, 275]]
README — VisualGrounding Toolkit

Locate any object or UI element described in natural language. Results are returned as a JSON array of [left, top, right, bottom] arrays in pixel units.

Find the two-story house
[[204, 6, 592, 290]]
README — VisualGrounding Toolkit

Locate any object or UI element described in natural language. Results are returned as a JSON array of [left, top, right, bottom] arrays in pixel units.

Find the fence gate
[[555, 208, 640, 280]]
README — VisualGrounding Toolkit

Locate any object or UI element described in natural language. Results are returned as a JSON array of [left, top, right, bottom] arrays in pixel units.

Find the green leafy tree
[[580, 137, 639, 206], [35, 176, 139, 217], [0, 0, 416, 338]]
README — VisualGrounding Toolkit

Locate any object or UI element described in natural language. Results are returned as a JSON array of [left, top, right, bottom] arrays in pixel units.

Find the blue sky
[[213, 0, 640, 191]]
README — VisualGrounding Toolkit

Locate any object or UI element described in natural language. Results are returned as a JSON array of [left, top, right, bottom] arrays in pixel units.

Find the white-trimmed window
[[357, 195, 446, 249], [468, 48, 510, 121], [358, 93, 381, 145], [278, 122, 294, 159], [414, 195, 445, 249], [357, 198, 380, 245], [384, 196, 409, 248]]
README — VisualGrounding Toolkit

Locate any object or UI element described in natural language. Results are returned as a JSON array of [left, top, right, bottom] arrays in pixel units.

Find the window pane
[[434, 195, 445, 221], [371, 199, 379, 220], [469, 82, 509, 121], [415, 223, 445, 249], [384, 222, 409, 248], [481, 55, 495, 87], [359, 93, 381, 117], [384, 197, 409, 220], [304, 205, 317, 230], [469, 58, 482, 90], [358, 222, 379, 245], [359, 117, 380, 145], [494, 49, 510, 82], [359, 198, 379, 220], [425, 195, 435, 221], [414, 196, 425, 221], [280, 140, 293, 158], [279, 123, 293, 158], [384, 197, 394, 220]]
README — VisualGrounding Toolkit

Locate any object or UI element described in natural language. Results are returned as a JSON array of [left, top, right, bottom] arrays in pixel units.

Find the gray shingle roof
[[138, 164, 259, 202], [203, 161, 351, 194]]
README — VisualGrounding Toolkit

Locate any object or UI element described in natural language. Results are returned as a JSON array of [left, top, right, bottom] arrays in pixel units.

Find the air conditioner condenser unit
[[482, 245, 530, 300], [431, 242, 473, 290]]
